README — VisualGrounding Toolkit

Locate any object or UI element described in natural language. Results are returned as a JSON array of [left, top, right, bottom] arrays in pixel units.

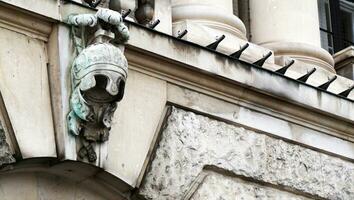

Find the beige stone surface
[[172, 0, 246, 38], [0, 27, 56, 158], [250, 0, 321, 47], [121, 0, 136, 11], [333, 46, 354, 79], [140, 107, 354, 199], [172, 0, 233, 13], [0, 173, 38, 200], [189, 171, 311, 200], [166, 84, 354, 160], [154, 0, 172, 34], [334, 46, 354, 64], [1, 0, 60, 20], [171, 0, 258, 63], [0, 172, 107, 200], [172, 20, 274, 65], [126, 24, 354, 127], [104, 69, 167, 186], [249, 0, 334, 73]]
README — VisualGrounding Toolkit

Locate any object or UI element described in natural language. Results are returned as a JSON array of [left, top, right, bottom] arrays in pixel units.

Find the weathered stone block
[[189, 170, 311, 200], [0, 123, 15, 167], [139, 107, 354, 199]]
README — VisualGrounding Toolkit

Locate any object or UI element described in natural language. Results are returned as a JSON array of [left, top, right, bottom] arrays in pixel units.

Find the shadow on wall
[[0, 158, 133, 200]]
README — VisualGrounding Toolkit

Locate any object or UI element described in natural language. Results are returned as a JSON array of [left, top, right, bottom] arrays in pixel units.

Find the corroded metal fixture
[[135, 0, 155, 25], [318, 76, 337, 90], [230, 43, 249, 59], [297, 68, 316, 82], [275, 60, 295, 75], [206, 35, 225, 50], [253, 51, 272, 67], [67, 8, 129, 162], [148, 19, 160, 29], [122, 9, 131, 19]]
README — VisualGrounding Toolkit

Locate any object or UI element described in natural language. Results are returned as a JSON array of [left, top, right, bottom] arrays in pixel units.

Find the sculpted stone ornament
[[67, 8, 129, 162], [0, 123, 15, 167]]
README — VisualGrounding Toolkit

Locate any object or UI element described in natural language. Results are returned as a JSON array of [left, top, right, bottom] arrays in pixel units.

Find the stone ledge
[[334, 46, 354, 80], [125, 22, 354, 140]]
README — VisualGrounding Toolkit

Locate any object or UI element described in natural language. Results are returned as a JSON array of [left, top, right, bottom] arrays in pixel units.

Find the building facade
[[0, 0, 353, 199]]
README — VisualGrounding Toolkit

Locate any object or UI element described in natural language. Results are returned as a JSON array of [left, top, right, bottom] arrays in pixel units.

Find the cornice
[[0, 2, 53, 41], [124, 22, 354, 141], [0, 0, 60, 20]]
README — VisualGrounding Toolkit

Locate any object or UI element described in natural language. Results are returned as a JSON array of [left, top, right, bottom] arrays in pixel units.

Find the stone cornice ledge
[[125, 22, 354, 140], [0, 0, 60, 20]]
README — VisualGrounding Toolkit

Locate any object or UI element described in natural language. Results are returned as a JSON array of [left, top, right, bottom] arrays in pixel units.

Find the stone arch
[[0, 158, 132, 200]]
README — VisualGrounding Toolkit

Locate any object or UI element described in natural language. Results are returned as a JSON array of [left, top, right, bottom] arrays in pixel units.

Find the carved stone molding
[[0, 122, 15, 167], [67, 8, 129, 162]]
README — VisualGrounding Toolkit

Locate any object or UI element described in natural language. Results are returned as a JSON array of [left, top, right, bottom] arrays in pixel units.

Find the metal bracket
[[148, 19, 160, 29], [177, 30, 188, 39], [206, 35, 225, 50], [253, 52, 272, 67], [275, 60, 295, 75], [230, 43, 249, 59], [338, 85, 354, 97], [318, 76, 337, 90], [297, 68, 316, 82]]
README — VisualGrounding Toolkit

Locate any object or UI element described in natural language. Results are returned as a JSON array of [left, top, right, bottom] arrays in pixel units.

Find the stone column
[[249, 0, 335, 73], [172, 0, 246, 40], [171, 0, 271, 63]]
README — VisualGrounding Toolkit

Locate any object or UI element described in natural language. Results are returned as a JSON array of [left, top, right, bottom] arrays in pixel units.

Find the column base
[[172, 4, 247, 40], [261, 42, 335, 73]]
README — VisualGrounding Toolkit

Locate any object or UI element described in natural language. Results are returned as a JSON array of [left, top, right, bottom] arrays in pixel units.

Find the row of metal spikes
[[121, 10, 354, 98]]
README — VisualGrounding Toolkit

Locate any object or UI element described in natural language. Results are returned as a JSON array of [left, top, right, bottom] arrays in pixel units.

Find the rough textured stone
[[0, 123, 15, 166], [139, 107, 354, 200], [189, 171, 311, 200]]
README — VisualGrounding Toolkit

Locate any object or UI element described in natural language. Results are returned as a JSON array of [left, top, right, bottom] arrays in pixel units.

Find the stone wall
[[188, 170, 311, 200], [0, 172, 107, 200], [139, 107, 354, 200], [0, 122, 15, 167]]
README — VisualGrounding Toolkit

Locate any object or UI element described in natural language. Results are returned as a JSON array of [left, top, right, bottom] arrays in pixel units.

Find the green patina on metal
[[67, 8, 129, 162]]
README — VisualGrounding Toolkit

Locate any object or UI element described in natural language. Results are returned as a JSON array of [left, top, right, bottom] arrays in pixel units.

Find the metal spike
[[148, 19, 160, 29], [275, 60, 295, 75], [177, 30, 188, 39], [338, 85, 354, 97], [253, 52, 272, 67], [318, 76, 337, 90], [230, 43, 249, 59], [297, 68, 316, 82], [206, 35, 225, 50], [122, 9, 131, 19]]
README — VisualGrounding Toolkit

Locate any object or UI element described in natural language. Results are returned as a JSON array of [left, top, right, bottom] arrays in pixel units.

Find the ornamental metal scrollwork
[[67, 8, 129, 162]]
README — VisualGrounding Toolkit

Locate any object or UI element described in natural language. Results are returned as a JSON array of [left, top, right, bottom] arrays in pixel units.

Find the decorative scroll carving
[[67, 8, 129, 162], [0, 122, 15, 166]]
